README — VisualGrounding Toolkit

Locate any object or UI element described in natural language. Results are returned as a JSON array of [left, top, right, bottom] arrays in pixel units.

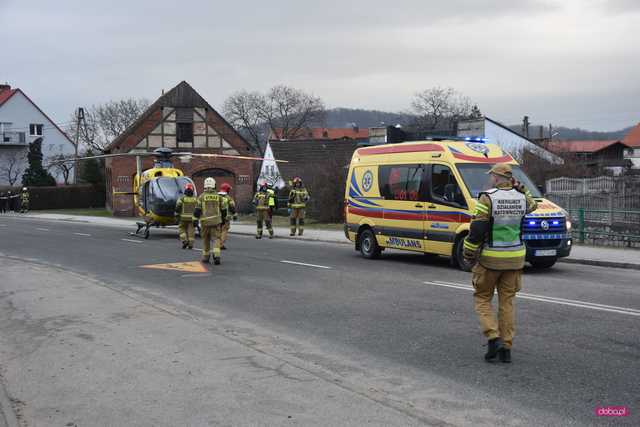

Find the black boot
[[484, 338, 503, 362], [498, 348, 511, 363], [214, 257, 221, 265], [182, 241, 188, 249]]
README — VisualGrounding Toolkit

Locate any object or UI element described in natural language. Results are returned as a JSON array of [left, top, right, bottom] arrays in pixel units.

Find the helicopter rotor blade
[[173, 152, 288, 163], [46, 152, 156, 165]]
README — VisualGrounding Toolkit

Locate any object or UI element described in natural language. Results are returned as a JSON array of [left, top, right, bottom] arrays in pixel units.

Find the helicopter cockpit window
[[148, 177, 196, 205], [141, 181, 150, 212]]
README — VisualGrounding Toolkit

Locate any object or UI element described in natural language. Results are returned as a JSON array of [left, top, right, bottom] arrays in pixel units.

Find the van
[[343, 138, 572, 270]]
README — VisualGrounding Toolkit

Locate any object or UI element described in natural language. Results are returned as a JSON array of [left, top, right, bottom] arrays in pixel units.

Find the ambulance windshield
[[456, 164, 542, 199]]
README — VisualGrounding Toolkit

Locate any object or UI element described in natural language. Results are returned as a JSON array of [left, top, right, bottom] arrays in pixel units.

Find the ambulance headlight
[[566, 220, 572, 230]]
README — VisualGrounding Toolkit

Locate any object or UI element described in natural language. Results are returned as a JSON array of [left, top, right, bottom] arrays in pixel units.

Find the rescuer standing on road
[[463, 163, 537, 363], [218, 183, 237, 250], [288, 177, 309, 236], [175, 183, 197, 249], [253, 181, 275, 239], [20, 187, 30, 213], [0, 191, 7, 214], [194, 177, 227, 265]]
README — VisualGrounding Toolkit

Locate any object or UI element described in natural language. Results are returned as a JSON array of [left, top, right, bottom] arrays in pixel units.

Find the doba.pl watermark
[[595, 406, 629, 417]]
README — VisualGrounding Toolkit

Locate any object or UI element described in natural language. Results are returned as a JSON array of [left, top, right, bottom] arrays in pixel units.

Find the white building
[[0, 84, 75, 185], [458, 117, 563, 164]]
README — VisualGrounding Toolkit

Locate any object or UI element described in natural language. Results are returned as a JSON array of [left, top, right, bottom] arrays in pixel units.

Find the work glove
[[288, 208, 292, 215], [232, 214, 238, 221], [463, 243, 479, 265]]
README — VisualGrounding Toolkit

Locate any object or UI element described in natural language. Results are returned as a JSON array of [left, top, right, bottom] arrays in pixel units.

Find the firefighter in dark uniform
[[288, 177, 309, 236], [253, 181, 275, 239], [218, 183, 237, 250], [20, 187, 29, 213], [194, 177, 227, 265], [463, 163, 537, 363], [0, 191, 7, 214], [175, 182, 197, 249]]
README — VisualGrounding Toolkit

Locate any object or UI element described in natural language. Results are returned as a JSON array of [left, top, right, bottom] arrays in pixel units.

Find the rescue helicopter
[[61, 147, 281, 238]]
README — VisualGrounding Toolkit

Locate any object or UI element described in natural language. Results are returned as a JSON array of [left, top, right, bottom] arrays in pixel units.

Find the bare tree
[[67, 98, 150, 153], [0, 151, 26, 185], [222, 90, 266, 155], [223, 85, 325, 156], [260, 85, 326, 141], [410, 87, 474, 131], [47, 153, 75, 185]]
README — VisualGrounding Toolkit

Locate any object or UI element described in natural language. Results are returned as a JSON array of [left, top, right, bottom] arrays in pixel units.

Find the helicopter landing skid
[[133, 221, 152, 239]]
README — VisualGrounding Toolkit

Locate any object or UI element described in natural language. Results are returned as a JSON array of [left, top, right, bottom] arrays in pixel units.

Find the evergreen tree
[[78, 150, 104, 185], [22, 138, 56, 186]]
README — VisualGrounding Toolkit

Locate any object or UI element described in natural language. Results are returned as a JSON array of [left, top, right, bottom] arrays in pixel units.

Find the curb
[[229, 229, 351, 245], [558, 257, 640, 271]]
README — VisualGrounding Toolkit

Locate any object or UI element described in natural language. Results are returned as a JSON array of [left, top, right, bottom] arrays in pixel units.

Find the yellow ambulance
[[343, 138, 572, 270]]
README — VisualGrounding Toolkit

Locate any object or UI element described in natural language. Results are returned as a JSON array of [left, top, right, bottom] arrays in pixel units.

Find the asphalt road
[[0, 214, 638, 426]]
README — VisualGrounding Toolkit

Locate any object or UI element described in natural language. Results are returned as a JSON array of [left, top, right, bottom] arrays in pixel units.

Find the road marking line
[[36, 227, 49, 231], [73, 232, 91, 236], [121, 238, 143, 244], [281, 260, 332, 269], [0, 224, 6, 227], [428, 280, 640, 313], [424, 281, 640, 317]]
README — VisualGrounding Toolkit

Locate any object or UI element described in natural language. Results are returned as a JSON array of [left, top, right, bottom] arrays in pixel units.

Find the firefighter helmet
[[204, 177, 216, 189]]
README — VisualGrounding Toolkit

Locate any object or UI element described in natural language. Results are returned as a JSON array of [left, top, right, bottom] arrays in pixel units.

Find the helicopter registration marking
[[140, 261, 209, 273]]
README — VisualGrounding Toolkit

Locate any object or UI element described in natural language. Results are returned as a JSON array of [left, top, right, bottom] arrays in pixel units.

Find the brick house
[[104, 81, 254, 216], [622, 122, 640, 169], [544, 140, 633, 174]]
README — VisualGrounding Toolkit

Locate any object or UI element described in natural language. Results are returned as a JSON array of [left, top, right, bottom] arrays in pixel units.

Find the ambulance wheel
[[359, 229, 381, 259], [453, 237, 473, 272], [530, 258, 556, 269]]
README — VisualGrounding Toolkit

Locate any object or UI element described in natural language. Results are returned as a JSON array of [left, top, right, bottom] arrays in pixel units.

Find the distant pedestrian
[[0, 192, 7, 214], [20, 187, 30, 213], [463, 163, 537, 363]]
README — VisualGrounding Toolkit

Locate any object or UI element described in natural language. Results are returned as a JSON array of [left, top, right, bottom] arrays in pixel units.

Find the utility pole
[[73, 107, 84, 184], [522, 116, 530, 138]]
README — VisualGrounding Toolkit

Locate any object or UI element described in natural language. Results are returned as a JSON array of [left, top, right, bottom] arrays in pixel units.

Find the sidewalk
[[17, 212, 640, 270]]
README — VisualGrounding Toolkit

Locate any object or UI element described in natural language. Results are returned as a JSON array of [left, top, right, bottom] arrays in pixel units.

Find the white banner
[[257, 142, 286, 190]]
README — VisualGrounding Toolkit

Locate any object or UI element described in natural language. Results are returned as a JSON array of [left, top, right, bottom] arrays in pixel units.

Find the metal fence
[[545, 176, 640, 247], [546, 176, 640, 195]]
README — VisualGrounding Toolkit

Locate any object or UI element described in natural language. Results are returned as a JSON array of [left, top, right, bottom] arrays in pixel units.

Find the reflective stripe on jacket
[[253, 192, 271, 211], [480, 187, 527, 270], [197, 191, 227, 226], [176, 195, 197, 222], [288, 188, 309, 209]]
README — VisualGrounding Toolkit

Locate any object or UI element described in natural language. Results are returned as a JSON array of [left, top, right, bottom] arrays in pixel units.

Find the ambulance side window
[[379, 165, 426, 201], [430, 165, 466, 208]]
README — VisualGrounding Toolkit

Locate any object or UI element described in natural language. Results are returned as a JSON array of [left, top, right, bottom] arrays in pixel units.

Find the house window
[[29, 124, 43, 136], [176, 123, 193, 143]]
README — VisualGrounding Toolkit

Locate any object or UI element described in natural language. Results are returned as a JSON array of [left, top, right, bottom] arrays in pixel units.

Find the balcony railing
[[0, 131, 27, 145]]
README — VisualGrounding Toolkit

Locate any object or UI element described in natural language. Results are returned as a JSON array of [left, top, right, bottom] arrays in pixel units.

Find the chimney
[[0, 83, 11, 92]]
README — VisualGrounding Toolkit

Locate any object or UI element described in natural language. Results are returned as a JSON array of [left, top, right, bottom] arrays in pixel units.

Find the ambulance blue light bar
[[464, 136, 488, 142]]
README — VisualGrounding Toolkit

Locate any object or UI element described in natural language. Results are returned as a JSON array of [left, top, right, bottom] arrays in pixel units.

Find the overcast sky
[[1, 0, 638, 131]]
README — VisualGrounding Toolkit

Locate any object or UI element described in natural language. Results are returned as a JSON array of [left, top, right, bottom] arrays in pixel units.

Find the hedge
[[0, 185, 105, 210]]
